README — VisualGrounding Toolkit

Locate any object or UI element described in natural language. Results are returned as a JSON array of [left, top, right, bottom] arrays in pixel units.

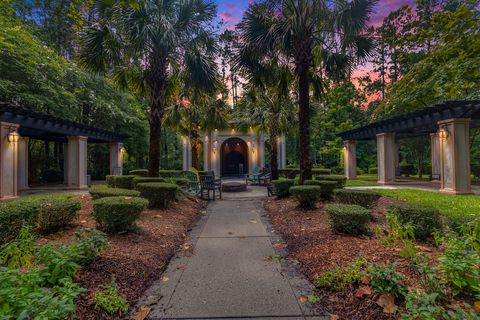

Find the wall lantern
[[252, 141, 256, 153], [7, 130, 20, 143], [439, 127, 449, 139], [120, 146, 127, 154], [213, 141, 218, 154]]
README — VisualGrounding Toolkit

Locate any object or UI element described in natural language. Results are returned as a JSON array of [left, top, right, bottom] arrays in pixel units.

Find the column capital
[[376, 132, 395, 138], [0, 122, 20, 129], [67, 135, 88, 141], [437, 118, 471, 126]]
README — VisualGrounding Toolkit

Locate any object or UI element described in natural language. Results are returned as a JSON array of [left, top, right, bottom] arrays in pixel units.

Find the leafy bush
[[315, 258, 368, 290], [389, 204, 441, 240], [135, 182, 178, 208], [93, 196, 148, 232], [129, 169, 149, 177], [132, 177, 165, 189], [368, 167, 378, 175], [312, 168, 331, 175], [444, 215, 479, 234], [278, 168, 300, 178], [290, 185, 321, 208], [304, 180, 337, 199], [377, 213, 417, 259], [326, 204, 371, 235], [35, 197, 81, 233], [89, 186, 140, 200], [315, 175, 346, 188], [94, 277, 128, 315], [0, 201, 39, 244], [158, 170, 183, 178], [42, 168, 63, 183], [333, 189, 381, 208], [366, 262, 406, 297], [400, 164, 415, 176], [105, 175, 136, 189], [169, 177, 190, 189], [271, 179, 295, 198]]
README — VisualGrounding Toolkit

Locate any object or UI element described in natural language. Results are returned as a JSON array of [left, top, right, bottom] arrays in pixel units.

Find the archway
[[221, 137, 248, 177]]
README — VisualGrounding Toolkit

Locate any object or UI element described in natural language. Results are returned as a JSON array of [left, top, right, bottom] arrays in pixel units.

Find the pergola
[[338, 100, 480, 194], [0, 103, 126, 199]]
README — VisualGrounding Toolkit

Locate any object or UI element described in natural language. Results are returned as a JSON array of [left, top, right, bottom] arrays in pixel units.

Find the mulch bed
[[263, 196, 437, 320], [38, 194, 204, 320]]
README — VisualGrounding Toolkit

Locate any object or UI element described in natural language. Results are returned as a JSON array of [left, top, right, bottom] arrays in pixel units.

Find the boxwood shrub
[[305, 180, 337, 199], [271, 179, 295, 198], [326, 204, 371, 235], [129, 169, 149, 177], [0, 201, 39, 244], [35, 198, 81, 233], [388, 203, 442, 240], [135, 182, 178, 208], [93, 196, 148, 232], [333, 189, 381, 208], [315, 175, 347, 188], [312, 168, 331, 175], [89, 186, 140, 200], [169, 178, 189, 189], [290, 185, 321, 208], [132, 177, 165, 189], [368, 167, 378, 175], [105, 175, 137, 189], [158, 170, 183, 178]]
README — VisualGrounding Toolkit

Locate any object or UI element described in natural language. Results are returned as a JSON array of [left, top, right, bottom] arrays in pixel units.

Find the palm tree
[[77, 0, 218, 176], [237, 0, 375, 183]]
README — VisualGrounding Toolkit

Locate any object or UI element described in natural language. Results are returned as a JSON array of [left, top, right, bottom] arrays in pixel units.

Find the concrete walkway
[[140, 187, 323, 320]]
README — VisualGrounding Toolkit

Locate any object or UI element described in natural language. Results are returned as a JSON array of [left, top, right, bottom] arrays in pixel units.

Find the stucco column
[[203, 133, 210, 171], [18, 136, 29, 190], [211, 130, 219, 177], [259, 134, 265, 169], [66, 136, 88, 189], [250, 130, 257, 174], [438, 118, 472, 194], [0, 123, 19, 199], [109, 142, 123, 175], [430, 132, 441, 179], [344, 140, 357, 179], [394, 139, 400, 176], [377, 133, 396, 184], [281, 135, 287, 169]]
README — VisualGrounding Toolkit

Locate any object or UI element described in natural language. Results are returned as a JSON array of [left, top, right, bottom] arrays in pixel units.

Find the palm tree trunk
[[191, 137, 200, 170], [270, 111, 279, 180], [297, 66, 312, 184], [147, 54, 167, 177]]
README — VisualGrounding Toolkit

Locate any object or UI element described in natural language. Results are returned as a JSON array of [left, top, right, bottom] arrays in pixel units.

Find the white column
[[259, 134, 265, 168], [109, 142, 123, 175], [203, 133, 210, 171], [0, 123, 19, 199], [66, 136, 88, 189], [430, 133, 441, 179], [344, 140, 357, 179], [182, 136, 191, 171], [281, 135, 287, 168], [438, 119, 472, 194], [18, 136, 29, 190], [212, 130, 219, 177], [394, 139, 400, 176], [250, 130, 257, 174], [377, 133, 396, 184]]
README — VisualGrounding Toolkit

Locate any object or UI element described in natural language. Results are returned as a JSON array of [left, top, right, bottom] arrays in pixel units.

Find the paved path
[[141, 188, 323, 320]]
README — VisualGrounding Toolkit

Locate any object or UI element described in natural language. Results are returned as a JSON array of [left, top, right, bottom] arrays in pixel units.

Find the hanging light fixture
[[7, 130, 19, 143], [439, 127, 449, 139]]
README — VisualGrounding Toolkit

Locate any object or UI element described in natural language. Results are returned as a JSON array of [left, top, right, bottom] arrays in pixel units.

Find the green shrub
[[315, 258, 368, 290], [94, 277, 128, 315], [312, 168, 331, 175], [129, 169, 149, 177], [0, 201, 39, 245], [368, 167, 378, 175], [315, 175, 346, 188], [304, 180, 337, 199], [135, 182, 178, 208], [105, 175, 137, 189], [389, 204, 441, 240], [169, 177, 189, 189], [400, 164, 415, 176], [93, 196, 148, 232], [158, 170, 183, 178], [42, 168, 63, 183], [365, 262, 406, 297], [132, 177, 165, 189], [326, 204, 371, 235], [278, 168, 300, 178], [290, 185, 321, 208], [89, 186, 140, 200], [271, 179, 295, 197], [333, 189, 381, 208], [444, 215, 479, 234], [35, 198, 81, 233]]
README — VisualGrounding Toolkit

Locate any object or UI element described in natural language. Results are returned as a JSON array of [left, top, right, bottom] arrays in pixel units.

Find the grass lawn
[[346, 179, 378, 186], [371, 188, 480, 217]]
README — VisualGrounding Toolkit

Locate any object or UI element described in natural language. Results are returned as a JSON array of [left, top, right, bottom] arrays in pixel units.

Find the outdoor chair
[[258, 171, 271, 186], [199, 173, 222, 200], [184, 170, 200, 194], [248, 167, 261, 185]]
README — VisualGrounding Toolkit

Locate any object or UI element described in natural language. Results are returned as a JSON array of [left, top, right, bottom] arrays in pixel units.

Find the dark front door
[[221, 138, 248, 176]]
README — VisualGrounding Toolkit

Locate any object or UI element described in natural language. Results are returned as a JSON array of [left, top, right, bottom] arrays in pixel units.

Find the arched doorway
[[221, 138, 248, 176]]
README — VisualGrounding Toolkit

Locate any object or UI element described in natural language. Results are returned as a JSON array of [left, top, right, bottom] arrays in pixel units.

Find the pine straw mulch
[[263, 196, 439, 320], [37, 194, 204, 320]]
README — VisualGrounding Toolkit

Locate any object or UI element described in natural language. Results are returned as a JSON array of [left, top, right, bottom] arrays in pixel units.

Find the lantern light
[[120, 147, 127, 154], [7, 131, 19, 143], [439, 127, 449, 139]]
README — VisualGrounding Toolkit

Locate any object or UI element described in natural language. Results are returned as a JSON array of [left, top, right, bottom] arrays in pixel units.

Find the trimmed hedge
[[290, 185, 321, 208], [129, 169, 149, 177], [35, 198, 81, 233], [326, 204, 371, 235], [313, 168, 332, 175], [136, 182, 178, 208], [278, 168, 331, 178], [333, 189, 381, 208], [132, 177, 165, 189], [271, 179, 295, 197], [315, 175, 346, 188], [389, 203, 442, 240], [89, 186, 140, 200], [0, 196, 81, 244], [169, 178, 189, 189], [304, 180, 337, 199], [105, 175, 137, 189], [158, 170, 183, 178], [368, 167, 378, 175], [93, 196, 148, 232]]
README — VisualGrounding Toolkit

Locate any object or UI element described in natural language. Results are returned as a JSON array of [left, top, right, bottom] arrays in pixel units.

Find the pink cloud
[[219, 12, 237, 22]]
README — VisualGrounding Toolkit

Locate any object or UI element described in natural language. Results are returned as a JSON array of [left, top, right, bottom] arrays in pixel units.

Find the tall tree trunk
[[270, 111, 279, 180], [147, 54, 167, 177], [191, 132, 200, 170], [297, 66, 312, 184]]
